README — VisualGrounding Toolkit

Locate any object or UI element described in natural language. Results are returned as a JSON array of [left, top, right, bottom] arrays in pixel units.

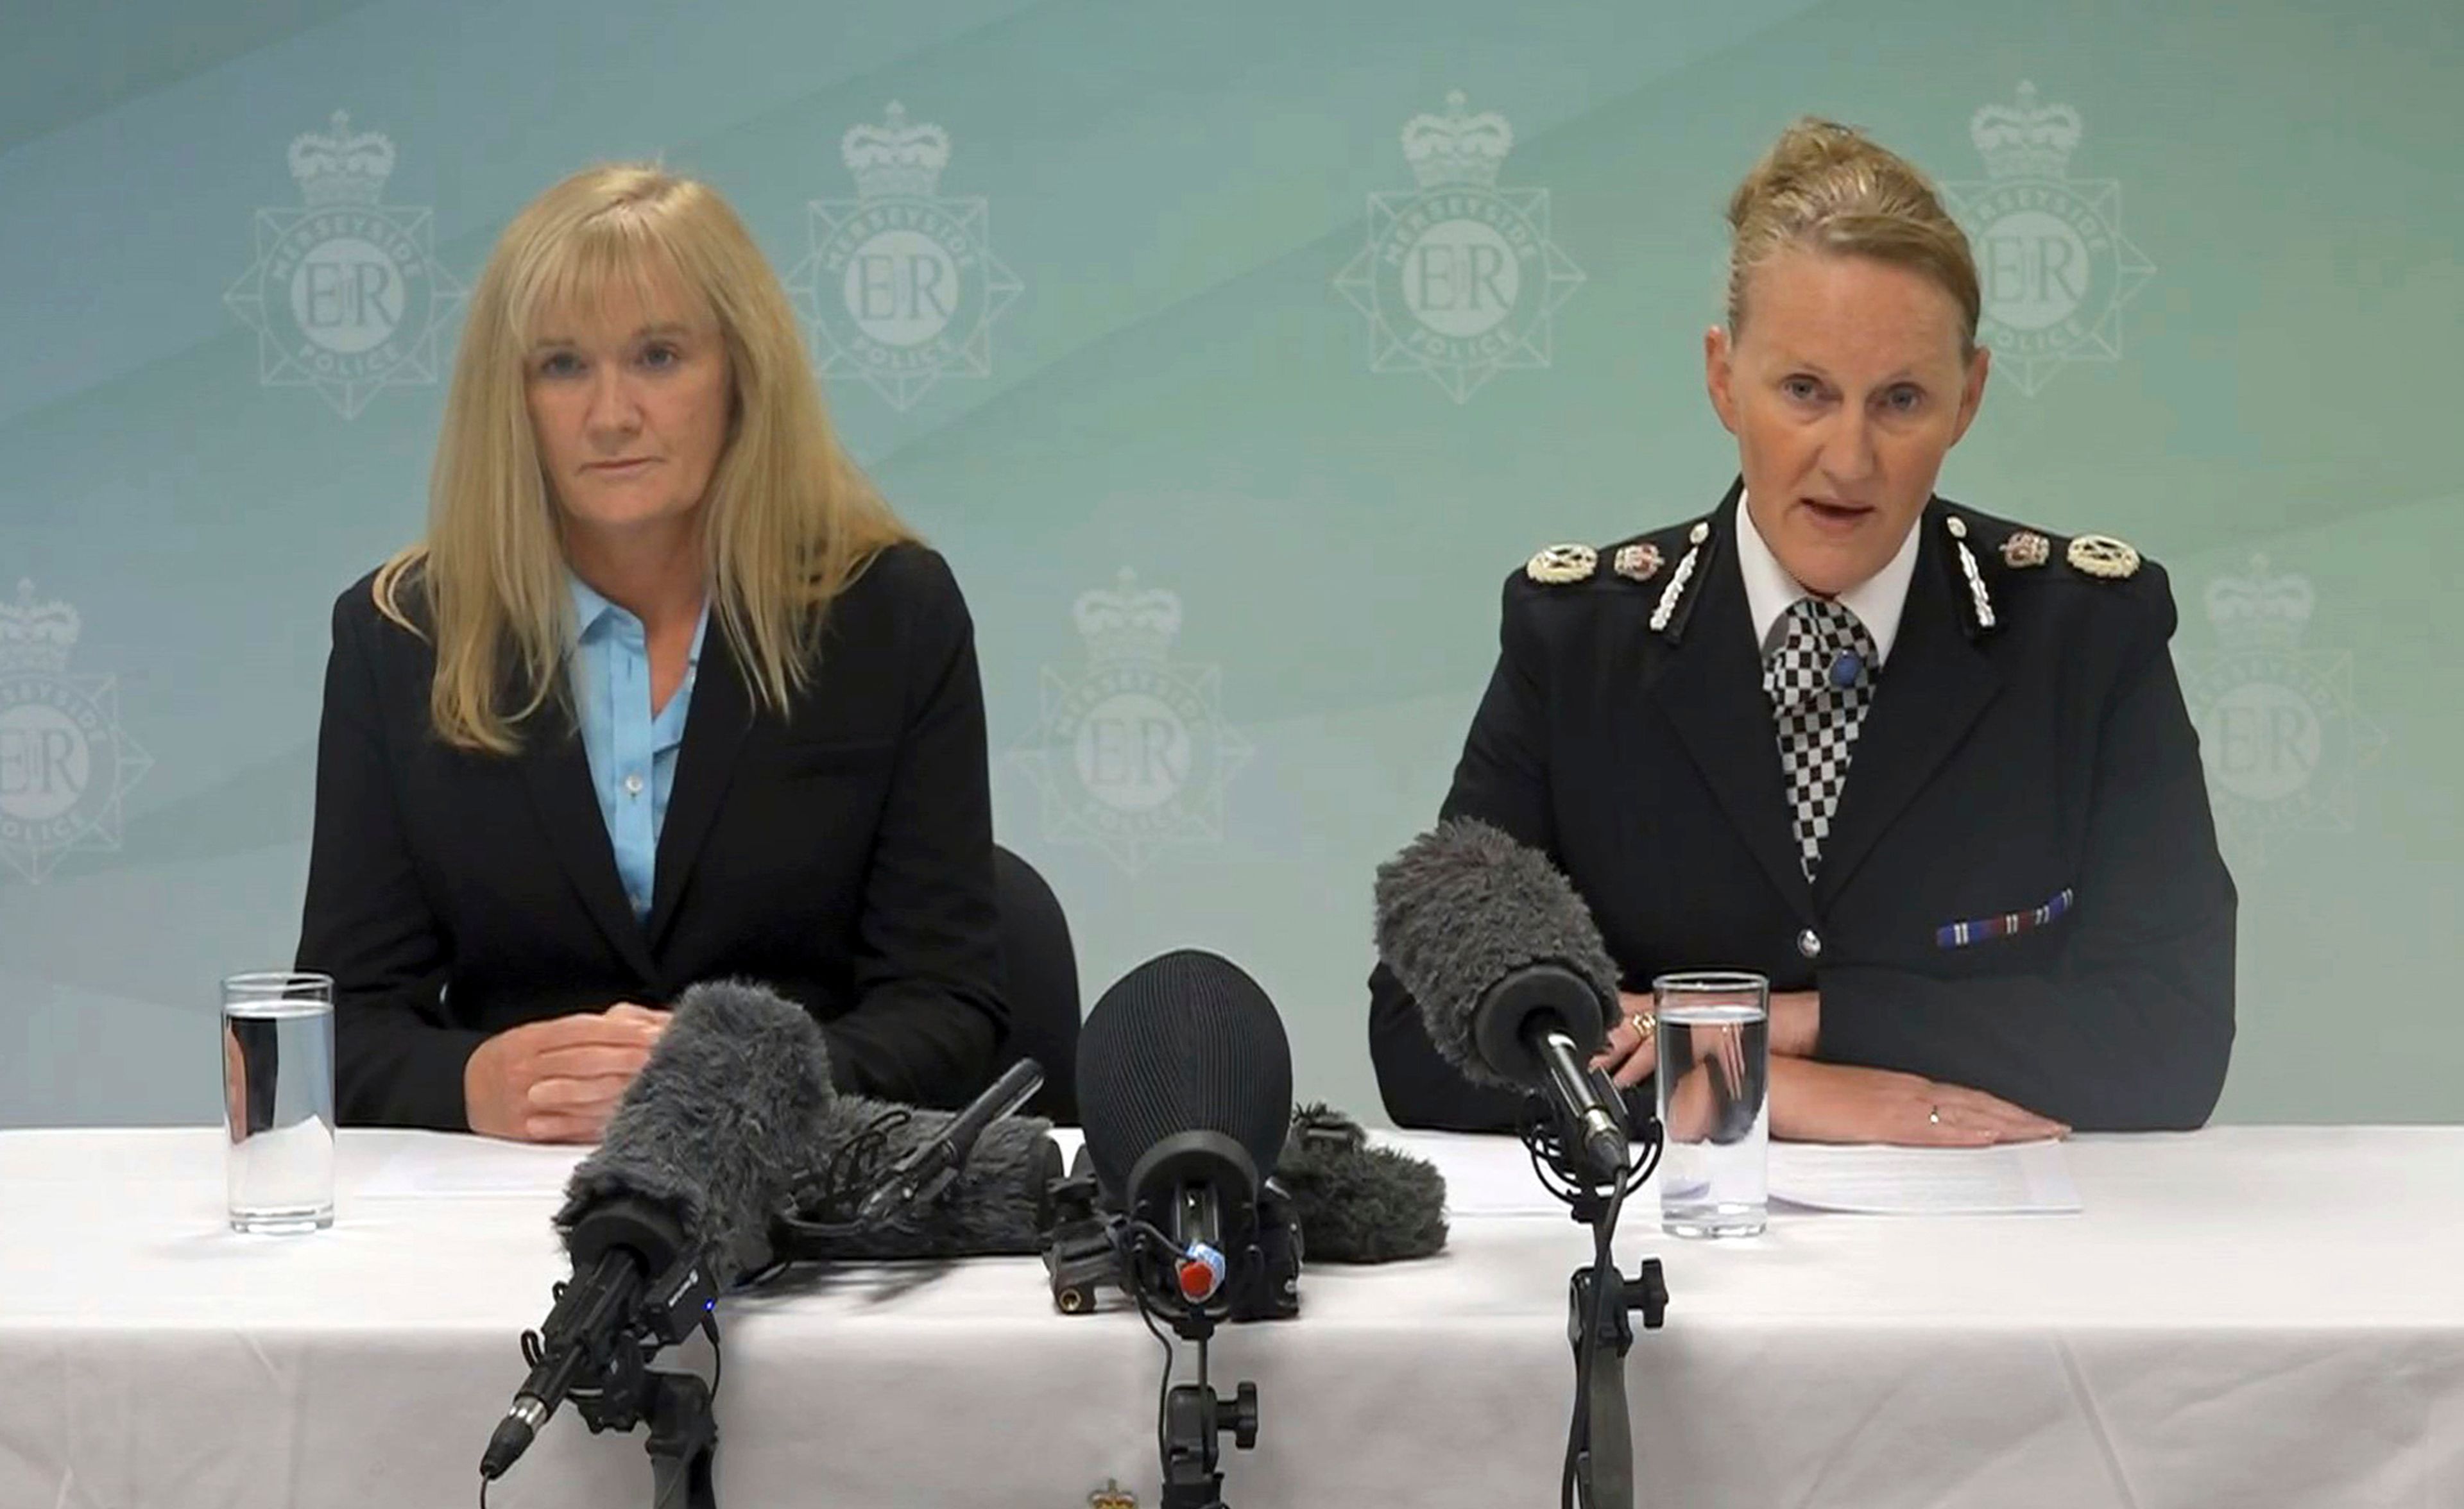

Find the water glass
[[221, 971, 336, 1234], [1654, 971, 1770, 1238]]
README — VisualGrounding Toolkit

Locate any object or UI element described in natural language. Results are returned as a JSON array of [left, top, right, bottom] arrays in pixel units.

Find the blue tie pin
[[1828, 651, 1863, 688]]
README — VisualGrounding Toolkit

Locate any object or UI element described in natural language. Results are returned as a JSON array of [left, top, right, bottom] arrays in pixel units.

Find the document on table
[[1384, 1131, 2081, 1218], [355, 1137, 586, 1199], [1767, 1140, 2082, 1215], [1385, 1130, 1572, 1218]]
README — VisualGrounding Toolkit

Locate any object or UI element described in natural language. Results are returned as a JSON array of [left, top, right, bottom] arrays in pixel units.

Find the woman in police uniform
[[1369, 120, 2235, 1141]]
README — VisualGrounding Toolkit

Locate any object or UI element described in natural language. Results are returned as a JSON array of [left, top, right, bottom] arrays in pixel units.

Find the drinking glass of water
[[1653, 971, 1769, 1238], [221, 971, 336, 1234]]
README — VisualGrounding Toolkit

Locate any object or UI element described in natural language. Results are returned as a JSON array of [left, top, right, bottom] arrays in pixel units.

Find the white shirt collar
[[1734, 493, 1923, 665]]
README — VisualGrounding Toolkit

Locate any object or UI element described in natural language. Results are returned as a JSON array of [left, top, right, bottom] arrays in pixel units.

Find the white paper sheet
[[1373, 1131, 2081, 1219], [354, 1139, 587, 1199], [1378, 1130, 1576, 1218], [1767, 1140, 2082, 1215]]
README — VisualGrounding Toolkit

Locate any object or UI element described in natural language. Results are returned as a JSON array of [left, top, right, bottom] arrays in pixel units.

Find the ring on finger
[[1625, 1010, 1656, 1043]]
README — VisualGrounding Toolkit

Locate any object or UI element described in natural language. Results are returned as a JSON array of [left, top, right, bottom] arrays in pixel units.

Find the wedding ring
[[1626, 1010, 1656, 1042]]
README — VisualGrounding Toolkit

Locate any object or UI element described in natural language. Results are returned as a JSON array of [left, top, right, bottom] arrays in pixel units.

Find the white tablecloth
[[3, 1126, 2460, 1508]]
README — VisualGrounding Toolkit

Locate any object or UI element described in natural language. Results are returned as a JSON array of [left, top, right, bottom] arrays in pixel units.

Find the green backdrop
[[3, 0, 2456, 1125]]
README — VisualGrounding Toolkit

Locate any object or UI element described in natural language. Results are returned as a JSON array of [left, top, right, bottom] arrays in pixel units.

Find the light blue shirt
[[568, 576, 710, 921]]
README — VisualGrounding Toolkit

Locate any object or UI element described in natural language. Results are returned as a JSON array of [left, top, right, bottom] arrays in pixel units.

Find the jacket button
[[1796, 928, 1822, 960]]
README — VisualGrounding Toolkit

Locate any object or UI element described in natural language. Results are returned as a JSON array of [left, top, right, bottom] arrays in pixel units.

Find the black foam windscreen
[[1075, 949, 1294, 1207]]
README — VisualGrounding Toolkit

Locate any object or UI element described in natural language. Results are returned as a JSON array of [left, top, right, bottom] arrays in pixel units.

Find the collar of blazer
[[1643, 482, 2006, 912], [1643, 482, 2004, 649], [514, 621, 758, 978]]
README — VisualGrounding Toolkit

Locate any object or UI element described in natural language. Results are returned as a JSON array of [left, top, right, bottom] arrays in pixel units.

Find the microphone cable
[[1116, 1215, 1201, 1487], [749, 1104, 920, 1277]]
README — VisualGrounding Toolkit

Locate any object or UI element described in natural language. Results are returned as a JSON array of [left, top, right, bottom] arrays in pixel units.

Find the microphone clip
[[495, 1243, 724, 1506], [561, 1249, 723, 1509], [1040, 1160, 1302, 1329]]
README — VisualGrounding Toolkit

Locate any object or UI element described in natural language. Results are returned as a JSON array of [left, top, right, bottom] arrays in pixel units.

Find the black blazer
[[297, 541, 1007, 1129], [1371, 483, 2237, 1133]]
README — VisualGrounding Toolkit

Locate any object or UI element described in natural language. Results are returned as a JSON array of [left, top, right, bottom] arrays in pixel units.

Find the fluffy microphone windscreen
[[557, 978, 835, 1273], [1276, 1104, 1448, 1263], [1372, 817, 1618, 1087], [1075, 949, 1294, 1207], [785, 1100, 1061, 1259]]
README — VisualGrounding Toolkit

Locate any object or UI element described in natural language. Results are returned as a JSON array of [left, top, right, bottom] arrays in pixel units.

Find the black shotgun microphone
[[854, 1057, 1043, 1227], [480, 980, 834, 1483], [1373, 817, 1629, 1180], [768, 1092, 1062, 1263]]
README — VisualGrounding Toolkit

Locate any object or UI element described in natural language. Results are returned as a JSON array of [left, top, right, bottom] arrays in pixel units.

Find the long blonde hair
[[1725, 118, 1981, 355], [375, 163, 911, 753]]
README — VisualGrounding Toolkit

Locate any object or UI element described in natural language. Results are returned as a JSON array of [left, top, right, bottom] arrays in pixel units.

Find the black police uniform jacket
[[1369, 482, 2236, 1132]]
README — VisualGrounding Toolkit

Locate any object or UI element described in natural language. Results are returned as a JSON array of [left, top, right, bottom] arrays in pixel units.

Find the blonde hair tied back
[[1724, 117, 1981, 354]]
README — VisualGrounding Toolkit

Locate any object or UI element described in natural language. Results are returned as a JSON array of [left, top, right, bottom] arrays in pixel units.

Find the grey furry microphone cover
[[1372, 817, 1619, 1087], [557, 979, 834, 1271]]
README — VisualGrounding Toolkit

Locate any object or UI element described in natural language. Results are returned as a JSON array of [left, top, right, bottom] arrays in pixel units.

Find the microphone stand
[[1154, 1288, 1261, 1509], [508, 1245, 724, 1509], [1521, 1077, 1668, 1509], [1120, 1161, 1267, 1509], [570, 1337, 720, 1509]]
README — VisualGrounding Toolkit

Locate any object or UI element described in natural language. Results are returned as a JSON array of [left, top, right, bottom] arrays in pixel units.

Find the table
[[3, 1126, 2460, 1508]]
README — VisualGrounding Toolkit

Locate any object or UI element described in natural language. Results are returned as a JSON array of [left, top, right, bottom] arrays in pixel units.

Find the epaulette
[[1525, 515, 1722, 642], [1937, 507, 2144, 638], [1521, 543, 1600, 585]]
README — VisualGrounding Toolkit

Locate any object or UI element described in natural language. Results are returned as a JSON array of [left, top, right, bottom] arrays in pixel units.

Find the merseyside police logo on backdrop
[[1336, 90, 1584, 404], [0, 581, 151, 884], [2180, 555, 2386, 862], [1940, 83, 2154, 396], [224, 111, 466, 420], [789, 103, 1024, 412], [1008, 570, 1253, 874]]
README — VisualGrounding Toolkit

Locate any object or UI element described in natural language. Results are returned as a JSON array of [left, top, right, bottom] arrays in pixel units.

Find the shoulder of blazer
[[1930, 498, 2179, 647], [808, 542, 961, 676], [844, 538, 960, 607], [1500, 511, 1720, 647], [328, 563, 438, 672]]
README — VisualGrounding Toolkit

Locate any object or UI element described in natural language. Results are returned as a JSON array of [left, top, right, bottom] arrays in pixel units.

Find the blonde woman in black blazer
[[298, 165, 1003, 1138]]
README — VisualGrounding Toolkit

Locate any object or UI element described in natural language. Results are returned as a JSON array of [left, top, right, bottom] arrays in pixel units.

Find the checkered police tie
[[1765, 597, 1879, 882]]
